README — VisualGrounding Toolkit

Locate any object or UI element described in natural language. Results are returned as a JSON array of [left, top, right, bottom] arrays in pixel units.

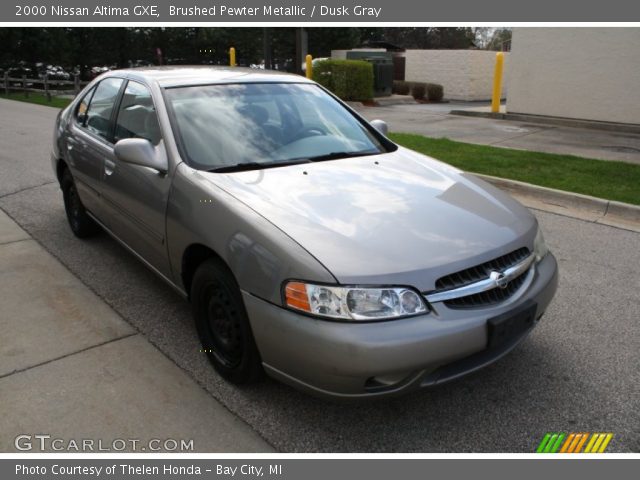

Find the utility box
[[346, 51, 394, 97]]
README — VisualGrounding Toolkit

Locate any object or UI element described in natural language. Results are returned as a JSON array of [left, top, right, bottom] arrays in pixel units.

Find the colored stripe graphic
[[550, 433, 566, 453], [560, 433, 576, 453], [584, 433, 598, 453], [598, 433, 613, 453], [573, 433, 589, 453], [544, 433, 559, 453], [536, 433, 552, 453], [537, 433, 613, 453]]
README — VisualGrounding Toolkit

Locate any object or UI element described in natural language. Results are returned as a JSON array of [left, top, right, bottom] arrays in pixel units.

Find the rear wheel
[[191, 258, 263, 384], [61, 168, 100, 238]]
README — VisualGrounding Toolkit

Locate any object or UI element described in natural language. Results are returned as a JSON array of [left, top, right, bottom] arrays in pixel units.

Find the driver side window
[[82, 77, 124, 141], [114, 81, 162, 146]]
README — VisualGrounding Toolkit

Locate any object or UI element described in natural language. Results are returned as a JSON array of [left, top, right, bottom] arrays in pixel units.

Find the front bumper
[[244, 253, 558, 400]]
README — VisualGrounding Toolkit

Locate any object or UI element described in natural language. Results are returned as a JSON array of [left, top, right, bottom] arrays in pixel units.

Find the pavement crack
[[0, 237, 32, 247], [0, 332, 138, 381], [0, 181, 57, 199], [592, 200, 612, 224]]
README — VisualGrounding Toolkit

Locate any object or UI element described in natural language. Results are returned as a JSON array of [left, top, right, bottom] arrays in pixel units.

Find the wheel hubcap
[[204, 287, 243, 368]]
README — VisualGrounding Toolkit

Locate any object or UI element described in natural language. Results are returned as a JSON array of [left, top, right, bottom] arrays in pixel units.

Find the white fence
[[2, 73, 88, 101]]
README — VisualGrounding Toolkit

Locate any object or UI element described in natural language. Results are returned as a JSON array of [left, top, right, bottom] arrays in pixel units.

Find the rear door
[[100, 79, 173, 277], [66, 77, 125, 224]]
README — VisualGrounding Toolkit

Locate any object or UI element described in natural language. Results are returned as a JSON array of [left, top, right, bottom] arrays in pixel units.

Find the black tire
[[61, 168, 100, 238], [191, 258, 263, 384]]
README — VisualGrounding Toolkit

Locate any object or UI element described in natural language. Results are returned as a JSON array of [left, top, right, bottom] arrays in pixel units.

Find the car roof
[[107, 66, 314, 88]]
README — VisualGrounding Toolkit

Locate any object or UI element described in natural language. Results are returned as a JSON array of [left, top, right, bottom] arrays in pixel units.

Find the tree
[[473, 27, 494, 49], [487, 29, 512, 51], [379, 28, 475, 49], [0, 27, 485, 75], [307, 28, 361, 57]]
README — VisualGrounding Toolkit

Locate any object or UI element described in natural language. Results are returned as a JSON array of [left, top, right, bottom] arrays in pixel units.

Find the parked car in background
[[89, 65, 112, 79], [6, 64, 35, 86], [51, 67, 558, 399], [36, 63, 71, 80]]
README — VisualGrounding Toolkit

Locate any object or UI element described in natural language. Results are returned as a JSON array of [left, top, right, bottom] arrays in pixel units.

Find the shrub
[[426, 83, 444, 102], [393, 80, 411, 95], [312, 59, 373, 101], [411, 82, 426, 100]]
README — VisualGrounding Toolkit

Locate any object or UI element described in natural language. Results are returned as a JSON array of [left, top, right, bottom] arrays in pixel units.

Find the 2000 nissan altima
[[52, 67, 558, 399]]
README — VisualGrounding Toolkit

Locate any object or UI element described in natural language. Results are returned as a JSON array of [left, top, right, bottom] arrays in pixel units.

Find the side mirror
[[370, 119, 388, 136], [114, 138, 167, 174]]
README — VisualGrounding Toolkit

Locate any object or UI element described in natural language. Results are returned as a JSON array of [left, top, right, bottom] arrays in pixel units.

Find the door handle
[[66, 138, 79, 151], [104, 159, 116, 176]]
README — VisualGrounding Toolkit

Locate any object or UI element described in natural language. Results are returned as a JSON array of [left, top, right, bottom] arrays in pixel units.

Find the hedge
[[392, 80, 411, 95], [312, 59, 374, 102], [411, 83, 426, 100], [426, 83, 444, 102]]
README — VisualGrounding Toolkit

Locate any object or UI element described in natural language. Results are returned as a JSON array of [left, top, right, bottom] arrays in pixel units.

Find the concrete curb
[[347, 98, 451, 108], [474, 173, 640, 233], [451, 110, 640, 134]]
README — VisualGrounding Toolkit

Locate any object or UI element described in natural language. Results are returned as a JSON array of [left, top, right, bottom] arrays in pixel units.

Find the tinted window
[[114, 81, 162, 146], [165, 83, 386, 171], [75, 86, 95, 124], [83, 77, 124, 141]]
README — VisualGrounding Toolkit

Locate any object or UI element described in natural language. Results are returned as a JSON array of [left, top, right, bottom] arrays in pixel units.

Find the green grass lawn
[[389, 133, 640, 206], [0, 92, 72, 109]]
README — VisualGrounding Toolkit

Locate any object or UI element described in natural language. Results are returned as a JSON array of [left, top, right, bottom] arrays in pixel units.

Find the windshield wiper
[[209, 151, 377, 173], [303, 151, 378, 163], [209, 158, 311, 173]]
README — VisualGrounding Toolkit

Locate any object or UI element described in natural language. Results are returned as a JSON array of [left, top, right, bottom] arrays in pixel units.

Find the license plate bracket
[[487, 300, 537, 349]]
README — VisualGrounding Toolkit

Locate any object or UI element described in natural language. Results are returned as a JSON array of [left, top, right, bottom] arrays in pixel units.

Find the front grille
[[444, 272, 528, 308], [434, 247, 531, 309]]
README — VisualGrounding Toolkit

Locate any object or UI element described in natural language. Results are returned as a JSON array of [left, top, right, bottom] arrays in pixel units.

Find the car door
[[100, 79, 173, 278], [66, 77, 125, 225]]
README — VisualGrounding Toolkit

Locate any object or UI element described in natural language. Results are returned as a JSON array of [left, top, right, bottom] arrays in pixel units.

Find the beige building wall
[[507, 28, 640, 125], [404, 50, 507, 101]]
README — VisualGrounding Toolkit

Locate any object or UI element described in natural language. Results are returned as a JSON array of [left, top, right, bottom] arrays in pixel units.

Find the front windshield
[[165, 82, 387, 171]]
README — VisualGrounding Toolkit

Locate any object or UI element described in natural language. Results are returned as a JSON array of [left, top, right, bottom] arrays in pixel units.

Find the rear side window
[[114, 81, 162, 146], [83, 77, 124, 141]]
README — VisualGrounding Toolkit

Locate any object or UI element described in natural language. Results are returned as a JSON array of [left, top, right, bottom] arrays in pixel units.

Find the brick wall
[[507, 28, 640, 125], [404, 50, 508, 101]]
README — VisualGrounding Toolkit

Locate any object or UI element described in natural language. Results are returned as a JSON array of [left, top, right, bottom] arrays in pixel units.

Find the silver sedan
[[51, 67, 558, 399]]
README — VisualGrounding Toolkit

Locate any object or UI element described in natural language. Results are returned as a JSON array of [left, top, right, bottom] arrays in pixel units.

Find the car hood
[[204, 147, 537, 291]]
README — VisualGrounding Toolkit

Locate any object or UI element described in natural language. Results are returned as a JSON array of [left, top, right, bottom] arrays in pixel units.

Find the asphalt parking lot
[[1, 98, 638, 452]]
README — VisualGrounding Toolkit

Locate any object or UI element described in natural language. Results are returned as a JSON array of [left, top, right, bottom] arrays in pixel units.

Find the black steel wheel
[[61, 168, 100, 238], [191, 258, 263, 384]]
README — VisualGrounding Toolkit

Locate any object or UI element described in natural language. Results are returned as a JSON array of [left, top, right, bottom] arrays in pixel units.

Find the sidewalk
[[354, 103, 640, 165], [0, 209, 273, 453]]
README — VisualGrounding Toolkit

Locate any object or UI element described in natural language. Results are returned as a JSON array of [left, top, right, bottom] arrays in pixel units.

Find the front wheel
[[191, 259, 263, 384], [61, 169, 100, 238]]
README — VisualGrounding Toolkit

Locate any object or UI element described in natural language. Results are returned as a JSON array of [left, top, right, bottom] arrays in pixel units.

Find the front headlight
[[283, 281, 428, 321], [533, 226, 549, 262]]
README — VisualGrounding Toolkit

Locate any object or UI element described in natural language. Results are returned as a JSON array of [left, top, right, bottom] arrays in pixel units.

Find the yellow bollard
[[305, 54, 313, 79], [229, 47, 236, 67], [491, 52, 505, 113]]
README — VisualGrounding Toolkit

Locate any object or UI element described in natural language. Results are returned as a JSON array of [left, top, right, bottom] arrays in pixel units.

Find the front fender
[[165, 163, 336, 304]]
